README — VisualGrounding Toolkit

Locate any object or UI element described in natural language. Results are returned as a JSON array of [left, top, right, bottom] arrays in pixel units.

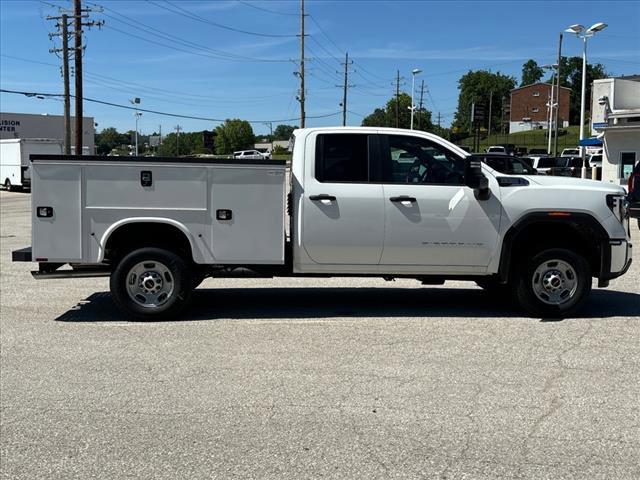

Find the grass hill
[[457, 125, 582, 153]]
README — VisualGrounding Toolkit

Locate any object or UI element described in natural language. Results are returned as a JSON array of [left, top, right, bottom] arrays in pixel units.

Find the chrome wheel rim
[[531, 259, 578, 306], [126, 261, 174, 308]]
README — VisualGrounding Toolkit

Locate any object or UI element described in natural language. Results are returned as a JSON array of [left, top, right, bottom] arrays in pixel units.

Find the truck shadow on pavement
[[55, 287, 640, 323]]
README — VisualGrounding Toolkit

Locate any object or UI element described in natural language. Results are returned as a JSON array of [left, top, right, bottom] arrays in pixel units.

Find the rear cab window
[[315, 133, 371, 183]]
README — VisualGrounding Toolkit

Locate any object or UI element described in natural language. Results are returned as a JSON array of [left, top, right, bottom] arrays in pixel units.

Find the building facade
[[509, 83, 570, 134], [590, 76, 640, 185], [0, 112, 95, 154]]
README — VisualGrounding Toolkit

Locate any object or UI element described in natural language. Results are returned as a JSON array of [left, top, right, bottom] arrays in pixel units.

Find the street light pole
[[130, 97, 141, 156], [565, 22, 607, 178], [410, 68, 422, 130]]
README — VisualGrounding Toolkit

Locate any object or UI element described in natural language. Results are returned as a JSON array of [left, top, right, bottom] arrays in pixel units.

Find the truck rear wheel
[[515, 248, 591, 318], [4, 179, 13, 191], [110, 247, 192, 320]]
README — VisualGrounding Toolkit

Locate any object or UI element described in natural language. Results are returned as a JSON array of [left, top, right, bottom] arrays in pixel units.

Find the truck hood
[[525, 175, 626, 194]]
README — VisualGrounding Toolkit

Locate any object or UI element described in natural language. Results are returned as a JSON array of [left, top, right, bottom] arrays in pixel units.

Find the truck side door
[[376, 134, 502, 271], [299, 132, 384, 266]]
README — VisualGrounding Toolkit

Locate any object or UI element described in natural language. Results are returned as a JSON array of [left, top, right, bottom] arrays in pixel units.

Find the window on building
[[620, 152, 637, 180], [532, 108, 540, 113], [532, 92, 540, 97]]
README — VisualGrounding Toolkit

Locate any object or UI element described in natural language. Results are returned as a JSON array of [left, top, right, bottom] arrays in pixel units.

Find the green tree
[[361, 93, 433, 131], [95, 127, 127, 155], [520, 59, 544, 86], [157, 131, 209, 156], [214, 119, 255, 155], [273, 124, 298, 141], [452, 70, 516, 134]]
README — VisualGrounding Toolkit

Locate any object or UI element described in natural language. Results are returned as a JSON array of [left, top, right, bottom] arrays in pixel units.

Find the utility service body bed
[[29, 154, 287, 266]]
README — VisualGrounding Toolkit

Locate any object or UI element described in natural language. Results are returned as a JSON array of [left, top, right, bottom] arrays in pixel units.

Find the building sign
[[0, 118, 21, 133], [592, 122, 608, 129]]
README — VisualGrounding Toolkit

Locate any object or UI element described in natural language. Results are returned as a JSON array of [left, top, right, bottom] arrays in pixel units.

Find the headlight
[[606, 194, 628, 223]]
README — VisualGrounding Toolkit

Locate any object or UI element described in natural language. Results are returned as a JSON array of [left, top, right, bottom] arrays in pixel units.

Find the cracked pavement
[[1, 190, 639, 479]]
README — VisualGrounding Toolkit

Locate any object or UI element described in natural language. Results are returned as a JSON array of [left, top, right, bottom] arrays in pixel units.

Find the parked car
[[497, 143, 517, 155], [526, 156, 557, 175], [485, 146, 506, 154], [588, 153, 602, 168], [628, 162, 640, 226], [233, 149, 269, 160], [552, 156, 586, 177], [255, 148, 272, 159], [474, 154, 537, 175], [528, 148, 548, 156], [561, 148, 580, 157]]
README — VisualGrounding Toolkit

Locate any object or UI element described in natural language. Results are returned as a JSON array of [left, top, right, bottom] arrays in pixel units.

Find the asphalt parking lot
[[1, 189, 639, 479]]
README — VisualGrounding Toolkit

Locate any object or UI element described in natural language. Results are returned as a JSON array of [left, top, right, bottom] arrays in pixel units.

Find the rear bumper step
[[12, 247, 32, 262], [31, 269, 110, 279]]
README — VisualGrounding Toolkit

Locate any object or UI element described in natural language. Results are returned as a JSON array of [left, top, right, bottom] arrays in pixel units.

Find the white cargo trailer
[[1, 138, 62, 191]]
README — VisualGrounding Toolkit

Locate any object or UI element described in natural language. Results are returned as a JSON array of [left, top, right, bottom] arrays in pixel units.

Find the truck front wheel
[[515, 248, 591, 318], [110, 247, 193, 320]]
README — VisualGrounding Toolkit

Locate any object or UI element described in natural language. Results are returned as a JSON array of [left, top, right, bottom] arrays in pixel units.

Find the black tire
[[4, 179, 12, 191], [110, 247, 192, 320], [515, 248, 591, 318]]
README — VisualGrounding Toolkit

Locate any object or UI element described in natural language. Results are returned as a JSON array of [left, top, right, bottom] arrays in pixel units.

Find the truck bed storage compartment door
[[377, 134, 501, 269], [32, 163, 82, 261], [301, 133, 384, 265]]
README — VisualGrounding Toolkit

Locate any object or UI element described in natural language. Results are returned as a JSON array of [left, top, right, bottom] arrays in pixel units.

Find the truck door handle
[[309, 194, 336, 201], [390, 196, 417, 203]]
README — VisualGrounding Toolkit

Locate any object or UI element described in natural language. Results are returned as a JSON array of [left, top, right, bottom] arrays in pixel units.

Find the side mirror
[[465, 158, 491, 200]]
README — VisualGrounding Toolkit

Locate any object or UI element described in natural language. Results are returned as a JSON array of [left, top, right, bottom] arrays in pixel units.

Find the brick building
[[509, 83, 570, 134]]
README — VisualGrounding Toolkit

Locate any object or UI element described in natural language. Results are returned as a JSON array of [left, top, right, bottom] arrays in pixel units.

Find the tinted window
[[381, 135, 464, 185], [316, 134, 369, 182], [484, 157, 505, 172], [538, 158, 556, 168]]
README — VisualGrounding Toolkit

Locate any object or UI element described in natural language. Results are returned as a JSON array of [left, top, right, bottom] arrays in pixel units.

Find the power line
[[308, 15, 343, 58], [0, 88, 342, 124], [236, 0, 298, 17], [93, 4, 292, 63], [1, 54, 293, 103], [147, 0, 297, 38]]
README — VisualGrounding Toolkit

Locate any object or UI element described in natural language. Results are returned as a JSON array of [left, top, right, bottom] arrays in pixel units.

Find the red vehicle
[[628, 162, 640, 226]]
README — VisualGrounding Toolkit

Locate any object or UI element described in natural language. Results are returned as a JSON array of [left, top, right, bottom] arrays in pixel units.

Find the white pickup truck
[[12, 127, 632, 319]]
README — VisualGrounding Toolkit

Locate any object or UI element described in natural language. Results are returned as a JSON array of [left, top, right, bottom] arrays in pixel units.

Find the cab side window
[[315, 134, 369, 183], [379, 135, 464, 185]]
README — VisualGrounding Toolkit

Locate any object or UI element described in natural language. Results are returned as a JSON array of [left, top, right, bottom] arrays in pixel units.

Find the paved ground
[[1, 190, 639, 479]]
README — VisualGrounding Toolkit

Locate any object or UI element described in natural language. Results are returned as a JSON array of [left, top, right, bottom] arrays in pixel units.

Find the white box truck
[[12, 127, 632, 319], [1, 138, 63, 191]]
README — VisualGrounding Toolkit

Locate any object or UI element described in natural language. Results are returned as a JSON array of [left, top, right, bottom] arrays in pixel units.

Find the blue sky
[[1, 0, 639, 136]]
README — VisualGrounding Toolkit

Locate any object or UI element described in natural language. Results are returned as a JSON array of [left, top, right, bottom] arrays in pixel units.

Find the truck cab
[[13, 127, 632, 320]]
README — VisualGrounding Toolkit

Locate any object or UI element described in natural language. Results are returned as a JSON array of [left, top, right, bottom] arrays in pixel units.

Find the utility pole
[[395, 70, 401, 128], [264, 122, 274, 154], [47, 2, 101, 155], [417, 80, 425, 130], [487, 90, 493, 140], [437, 112, 441, 129], [47, 13, 72, 154], [338, 52, 354, 126], [175, 125, 182, 155], [73, 0, 83, 155], [553, 32, 563, 157], [299, 0, 306, 128]]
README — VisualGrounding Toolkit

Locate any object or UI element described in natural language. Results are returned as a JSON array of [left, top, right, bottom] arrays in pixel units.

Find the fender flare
[[497, 211, 609, 282], [98, 217, 196, 263]]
